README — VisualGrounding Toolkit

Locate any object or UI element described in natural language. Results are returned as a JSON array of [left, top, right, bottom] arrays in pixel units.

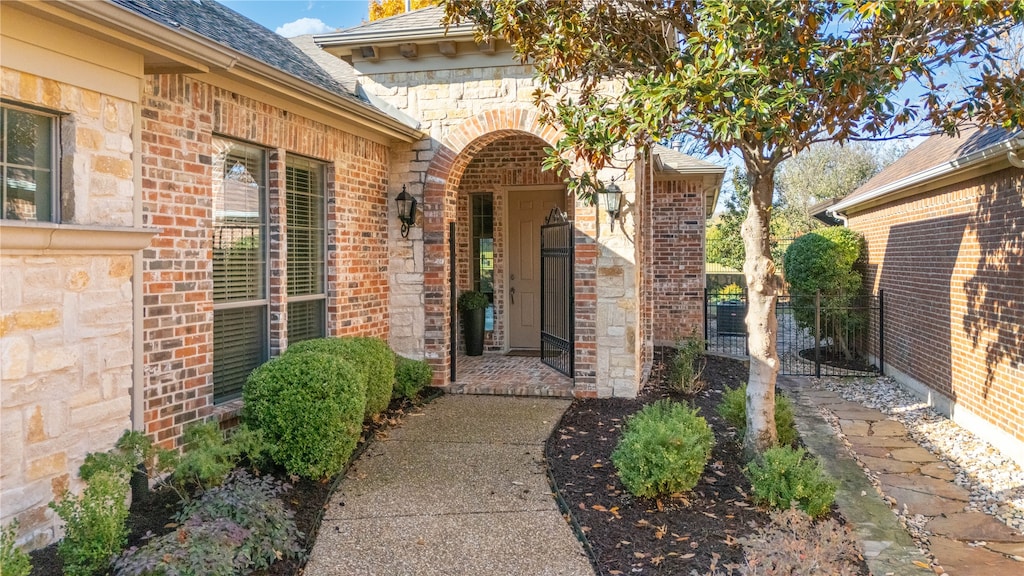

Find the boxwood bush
[[717, 383, 798, 447], [745, 446, 836, 518], [611, 400, 714, 498], [393, 355, 432, 399], [243, 351, 365, 479], [286, 337, 394, 419]]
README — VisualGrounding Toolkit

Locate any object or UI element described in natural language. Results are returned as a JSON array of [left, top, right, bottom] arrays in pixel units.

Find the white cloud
[[275, 17, 333, 37]]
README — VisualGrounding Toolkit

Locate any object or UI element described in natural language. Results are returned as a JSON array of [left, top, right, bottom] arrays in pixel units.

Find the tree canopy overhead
[[369, 0, 439, 22], [445, 0, 1024, 456]]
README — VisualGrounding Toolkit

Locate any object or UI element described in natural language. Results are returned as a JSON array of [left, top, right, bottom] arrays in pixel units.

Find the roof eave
[[830, 135, 1024, 215], [314, 25, 476, 50], [46, 0, 422, 143]]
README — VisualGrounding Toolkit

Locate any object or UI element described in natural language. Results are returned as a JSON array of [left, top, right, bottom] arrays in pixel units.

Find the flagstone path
[[789, 382, 1024, 575]]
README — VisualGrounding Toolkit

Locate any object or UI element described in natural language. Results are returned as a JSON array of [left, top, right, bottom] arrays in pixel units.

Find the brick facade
[[455, 133, 565, 352], [648, 178, 707, 345], [140, 75, 391, 449], [847, 167, 1024, 454]]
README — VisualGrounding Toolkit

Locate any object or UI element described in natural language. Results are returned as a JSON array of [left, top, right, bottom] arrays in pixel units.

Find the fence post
[[814, 290, 821, 378], [878, 290, 885, 375], [703, 287, 709, 350]]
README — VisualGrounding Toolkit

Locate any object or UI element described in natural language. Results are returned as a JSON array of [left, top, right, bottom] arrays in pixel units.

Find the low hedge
[[243, 351, 365, 479], [393, 355, 432, 399], [286, 337, 395, 420]]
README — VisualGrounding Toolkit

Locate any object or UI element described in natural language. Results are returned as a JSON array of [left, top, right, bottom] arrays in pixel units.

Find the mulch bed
[[798, 346, 877, 373], [28, 394, 436, 576], [546, 350, 866, 575]]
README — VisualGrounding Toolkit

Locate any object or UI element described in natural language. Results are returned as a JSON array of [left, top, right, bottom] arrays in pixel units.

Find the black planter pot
[[462, 308, 486, 356]]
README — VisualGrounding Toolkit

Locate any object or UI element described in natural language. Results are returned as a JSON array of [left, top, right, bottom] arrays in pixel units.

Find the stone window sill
[[0, 221, 161, 252]]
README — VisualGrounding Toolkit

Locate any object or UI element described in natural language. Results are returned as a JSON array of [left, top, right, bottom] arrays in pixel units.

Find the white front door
[[508, 189, 564, 349]]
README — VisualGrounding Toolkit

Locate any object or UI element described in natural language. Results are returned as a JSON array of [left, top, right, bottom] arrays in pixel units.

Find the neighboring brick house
[[1, 1, 720, 548], [830, 127, 1024, 466]]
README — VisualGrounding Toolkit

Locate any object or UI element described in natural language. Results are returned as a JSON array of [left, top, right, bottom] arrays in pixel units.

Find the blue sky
[[221, 0, 371, 36]]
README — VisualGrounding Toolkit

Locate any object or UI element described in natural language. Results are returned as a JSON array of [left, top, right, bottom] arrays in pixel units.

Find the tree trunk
[[741, 168, 781, 460]]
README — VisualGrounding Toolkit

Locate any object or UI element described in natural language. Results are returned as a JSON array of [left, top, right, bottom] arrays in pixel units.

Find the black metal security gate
[[540, 208, 574, 377], [704, 289, 884, 377]]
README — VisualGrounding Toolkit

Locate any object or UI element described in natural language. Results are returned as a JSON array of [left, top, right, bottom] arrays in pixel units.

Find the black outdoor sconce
[[395, 185, 417, 238], [599, 181, 623, 231]]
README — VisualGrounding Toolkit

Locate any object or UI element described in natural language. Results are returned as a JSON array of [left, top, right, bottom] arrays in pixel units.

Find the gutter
[[48, 0, 422, 142], [830, 134, 1024, 216]]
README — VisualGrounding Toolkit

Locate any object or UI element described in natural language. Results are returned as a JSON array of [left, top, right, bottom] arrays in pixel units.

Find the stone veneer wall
[[847, 167, 1024, 459], [455, 133, 564, 352], [140, 74, 391, 449], [364, 64, 629, 396], [375, 64, 542, 360], [0, 66, 138, 547]]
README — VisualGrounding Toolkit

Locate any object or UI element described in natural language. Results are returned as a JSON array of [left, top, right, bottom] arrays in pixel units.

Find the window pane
[[213, 306, 267, 403], [2, 107, 53, 221], [471, 194, 494, 299], [213, 141, 265, 302], [286, 160, 324, 297], [288, 299, 325, 345], [5, 167, 51, 221]]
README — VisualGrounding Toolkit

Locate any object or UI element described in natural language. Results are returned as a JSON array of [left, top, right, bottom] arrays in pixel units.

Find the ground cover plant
[[546, 352, 864, 575], [24, 389, 432, 573]]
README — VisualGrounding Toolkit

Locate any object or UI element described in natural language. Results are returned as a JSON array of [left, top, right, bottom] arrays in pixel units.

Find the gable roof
[[111, 0, 362, 103], [832, 126, 1024, 214], [289, 34, 360, 94], [316, 5, 475, 46], [652, 144, 725, 217]]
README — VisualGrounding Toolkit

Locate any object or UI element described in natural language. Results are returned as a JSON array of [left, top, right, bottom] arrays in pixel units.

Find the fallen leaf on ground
[[680, 553, 696, 559]]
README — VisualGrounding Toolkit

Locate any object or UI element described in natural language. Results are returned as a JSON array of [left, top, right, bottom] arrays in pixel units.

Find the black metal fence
[[704, 289, 883, 377]]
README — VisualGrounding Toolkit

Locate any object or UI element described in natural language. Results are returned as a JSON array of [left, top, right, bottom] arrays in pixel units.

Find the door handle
[[510, 286, 516, 305]]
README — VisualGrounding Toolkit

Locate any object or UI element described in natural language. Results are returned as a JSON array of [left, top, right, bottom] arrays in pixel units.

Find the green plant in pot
[[458, 290, 489, 356]]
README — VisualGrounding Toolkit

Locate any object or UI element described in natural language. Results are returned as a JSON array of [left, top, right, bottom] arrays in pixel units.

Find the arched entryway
[[420, 109, 597, 395]]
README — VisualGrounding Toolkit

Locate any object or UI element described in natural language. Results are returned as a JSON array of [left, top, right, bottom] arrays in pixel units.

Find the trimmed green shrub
[[1, 521, 31, 576], [50, 470, 130, 576], [113, 471, 302, 576], [783, 227, 867, 359], [394, 355, 432, 399], [739, 507, 862, 575], [717, 384, 798, 447], [286, 337, 394, 419], [244, 351, 365, 479], [745, 446, 836, 518], [611, 400, 714, 498]]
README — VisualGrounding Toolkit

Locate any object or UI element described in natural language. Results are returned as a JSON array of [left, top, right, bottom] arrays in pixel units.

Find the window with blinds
[[285, 157, 326, 345], [212, 138, 267, 403]]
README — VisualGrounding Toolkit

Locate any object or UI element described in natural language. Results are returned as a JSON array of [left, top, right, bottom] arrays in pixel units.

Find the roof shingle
[[111, 0, 364, 103], [843, 126, 1020, 205]]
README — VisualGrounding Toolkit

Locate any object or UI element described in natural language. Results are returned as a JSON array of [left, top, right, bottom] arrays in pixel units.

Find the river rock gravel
[[815, 375, 1024, 535]]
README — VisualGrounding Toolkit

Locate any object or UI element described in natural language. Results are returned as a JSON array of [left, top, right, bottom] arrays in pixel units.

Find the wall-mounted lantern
[[599, 181, 623, 231], [395, 185, 417, 238]]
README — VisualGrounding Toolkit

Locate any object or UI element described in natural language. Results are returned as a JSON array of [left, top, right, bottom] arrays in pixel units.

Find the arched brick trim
[[421, 108, 566, 385]]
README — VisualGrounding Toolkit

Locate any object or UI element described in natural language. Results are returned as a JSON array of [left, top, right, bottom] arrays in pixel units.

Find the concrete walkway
[[305, 395, 595, 576], [781, 377, 1024, 576]]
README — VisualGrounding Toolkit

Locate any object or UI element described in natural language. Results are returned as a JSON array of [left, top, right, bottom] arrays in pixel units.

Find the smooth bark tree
[[444, 0, 1024, 457]]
